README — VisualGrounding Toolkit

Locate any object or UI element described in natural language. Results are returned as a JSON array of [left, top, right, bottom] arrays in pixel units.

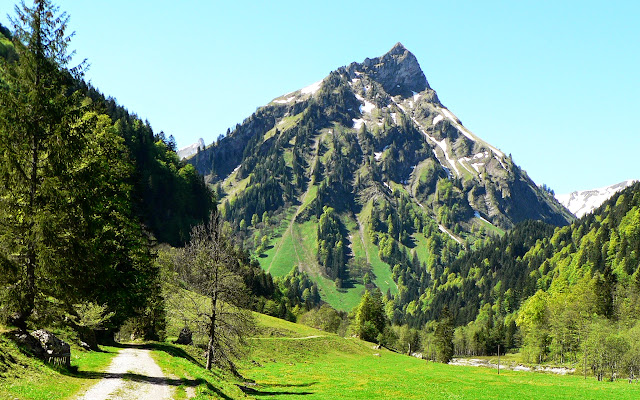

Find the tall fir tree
[[0, 1, 157, 335], [0, 0, 87, 327]]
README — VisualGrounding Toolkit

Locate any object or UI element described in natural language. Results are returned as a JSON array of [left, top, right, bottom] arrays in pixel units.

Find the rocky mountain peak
[[354, 42, 429, 97]]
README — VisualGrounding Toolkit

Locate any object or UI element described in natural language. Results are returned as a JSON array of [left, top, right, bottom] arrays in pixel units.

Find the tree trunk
[[206, 293, 217, 370]]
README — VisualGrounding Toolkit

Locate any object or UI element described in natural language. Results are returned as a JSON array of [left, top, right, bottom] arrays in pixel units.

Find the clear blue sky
[[2, 1, 638, 194]]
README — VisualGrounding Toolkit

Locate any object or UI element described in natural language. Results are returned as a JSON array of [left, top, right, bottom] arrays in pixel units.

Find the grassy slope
[[5, 312, 639, 400], [0, 329, 119, 400], [357, 200, 397, 295], [239, 314, 640, 400], [257, 181, 367, 312]]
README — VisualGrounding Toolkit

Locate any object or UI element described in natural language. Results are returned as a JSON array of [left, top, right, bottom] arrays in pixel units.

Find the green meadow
[[239, 314, 640, 400], [3, 314, 640, 399]]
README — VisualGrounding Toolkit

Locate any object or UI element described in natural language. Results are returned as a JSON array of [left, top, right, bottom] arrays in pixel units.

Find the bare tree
[[176, 211, 254, 371]]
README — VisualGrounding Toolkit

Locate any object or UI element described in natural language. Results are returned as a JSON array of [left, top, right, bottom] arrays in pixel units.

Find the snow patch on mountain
[[361, 100, 375, 114], [471, 163, 484, 172], [556, 180, 637, 218], [439, 225, 462, 244], [439, 107, 505, 163], [474, 211, 494, 226], [352, 118, 365, 130], [301, 80, 323, 95], [274, 96, 295, 104], [177, 138, 205, 160], [432, 114, 444, 125]]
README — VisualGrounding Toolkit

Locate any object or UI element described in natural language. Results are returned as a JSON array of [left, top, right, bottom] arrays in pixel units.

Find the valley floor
[[237, 315, 640, 400], [2, 316, 639, 400]]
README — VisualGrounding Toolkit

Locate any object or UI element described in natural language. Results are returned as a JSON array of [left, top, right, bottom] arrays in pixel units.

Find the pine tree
[[355, 289, 387, 343], [0, 2, 157, 337]]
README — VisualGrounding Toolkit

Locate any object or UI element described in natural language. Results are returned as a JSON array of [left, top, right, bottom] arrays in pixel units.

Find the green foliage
[[298, 303, 346, 334], [434, 306, 454, 363], [67, 303, 115, 331], [317, 207, 345, 280], [0, 2, 157, 336], [354, 289, 387, 343]]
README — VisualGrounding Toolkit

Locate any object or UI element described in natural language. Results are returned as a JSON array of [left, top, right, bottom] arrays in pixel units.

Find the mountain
[[177, 138, 205, 160], [556, 179, 636, 218], [186, 43, 573, 311]]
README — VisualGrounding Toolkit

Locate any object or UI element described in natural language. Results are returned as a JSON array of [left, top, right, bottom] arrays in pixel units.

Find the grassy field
[[4, 313, 640, 400], [149, 342, 249, 399], [239, 314, 640, 400]]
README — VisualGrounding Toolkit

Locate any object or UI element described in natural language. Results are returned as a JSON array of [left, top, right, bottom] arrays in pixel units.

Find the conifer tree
[[0, 1, 157, 336], [0, 0, 87, 327], [434, 306, 455, 363]]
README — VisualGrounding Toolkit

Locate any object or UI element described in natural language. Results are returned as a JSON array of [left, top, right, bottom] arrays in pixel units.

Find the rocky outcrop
[[348, 42, 429, 97]]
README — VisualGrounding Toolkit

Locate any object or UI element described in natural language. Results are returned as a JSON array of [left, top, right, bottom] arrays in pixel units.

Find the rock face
[[352, 42, 429, 97]]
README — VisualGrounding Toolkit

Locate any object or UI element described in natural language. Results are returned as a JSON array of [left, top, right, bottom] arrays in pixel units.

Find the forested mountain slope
[[435, 181, 640, 369], [185, 43, 573, 313], [0, 23, 214, 246]]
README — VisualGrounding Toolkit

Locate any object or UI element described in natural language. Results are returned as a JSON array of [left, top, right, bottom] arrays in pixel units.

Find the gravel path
[[76, 347, 173, 400]]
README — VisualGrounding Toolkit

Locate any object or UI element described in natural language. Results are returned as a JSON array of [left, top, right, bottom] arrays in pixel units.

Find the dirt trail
[[76, 347, 173, 400]]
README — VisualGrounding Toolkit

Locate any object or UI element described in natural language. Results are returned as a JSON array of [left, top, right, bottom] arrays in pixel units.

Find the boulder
[[31, 329, 71, 366], [174, 327, 193, 345], [13, 331, 45, 358]]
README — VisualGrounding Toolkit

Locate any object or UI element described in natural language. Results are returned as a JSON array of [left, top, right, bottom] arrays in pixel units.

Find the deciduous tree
[[176, 211, 255, 371]]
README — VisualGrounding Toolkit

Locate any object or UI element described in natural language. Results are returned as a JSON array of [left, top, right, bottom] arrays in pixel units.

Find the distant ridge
[[556, 179, 637, 218], [178, 138, 205, 160]]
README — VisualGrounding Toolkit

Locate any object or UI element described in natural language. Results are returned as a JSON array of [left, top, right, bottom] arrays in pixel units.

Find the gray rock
[[359, 42, 429, 97], [174, 327, 193, 345], [13, 331, 45, 357], [31, 329, 70, 357]]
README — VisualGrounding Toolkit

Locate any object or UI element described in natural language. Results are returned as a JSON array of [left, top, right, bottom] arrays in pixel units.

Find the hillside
[[185, 43, 573, 312], [426, 181, 640, 367]]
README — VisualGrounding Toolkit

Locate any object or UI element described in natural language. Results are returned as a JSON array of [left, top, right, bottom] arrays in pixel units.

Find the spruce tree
[[0, 1, 156, 336], [434, 306, 455, 363], [0, 0, 87, 327]]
